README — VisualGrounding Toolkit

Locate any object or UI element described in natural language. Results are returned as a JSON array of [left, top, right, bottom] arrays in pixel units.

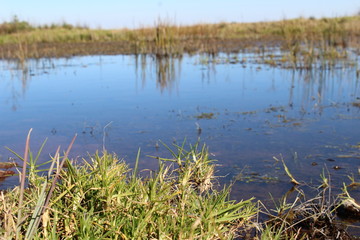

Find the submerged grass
[[0, 134, 256, 239]]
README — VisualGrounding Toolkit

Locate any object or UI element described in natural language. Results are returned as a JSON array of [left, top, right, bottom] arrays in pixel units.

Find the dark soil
[[0, 39, 280, 59]]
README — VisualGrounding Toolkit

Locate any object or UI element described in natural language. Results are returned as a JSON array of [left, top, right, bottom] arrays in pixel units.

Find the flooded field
[[0, 53, 359, 203]]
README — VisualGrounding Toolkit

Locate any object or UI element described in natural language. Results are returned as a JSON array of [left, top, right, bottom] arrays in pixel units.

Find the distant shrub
[[0, 15, 33, 34], [61, 22, 74, 30]]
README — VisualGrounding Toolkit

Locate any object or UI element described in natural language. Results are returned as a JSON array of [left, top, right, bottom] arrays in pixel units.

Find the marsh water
[[0, 54, 359, 202]]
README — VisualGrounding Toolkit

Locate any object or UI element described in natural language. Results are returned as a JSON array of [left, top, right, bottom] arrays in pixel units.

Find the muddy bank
[[0, 39, 279, 59], [1, 15, 360, 61]]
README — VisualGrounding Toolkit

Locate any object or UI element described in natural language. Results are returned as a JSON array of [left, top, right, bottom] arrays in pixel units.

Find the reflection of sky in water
[[0, 55, 359, 201]]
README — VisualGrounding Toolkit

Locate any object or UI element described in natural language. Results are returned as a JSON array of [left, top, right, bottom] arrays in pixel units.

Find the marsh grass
[[0, 134, 256, 239], [1, 131, 360, 239], [256, 162, 360, 240], [259, 186, 354, 239], [275, 156, 300, 185], [0, 16, 359, 67]]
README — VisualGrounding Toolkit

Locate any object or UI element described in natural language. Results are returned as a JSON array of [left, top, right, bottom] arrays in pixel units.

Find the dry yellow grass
[[0, 16, 359, 60]]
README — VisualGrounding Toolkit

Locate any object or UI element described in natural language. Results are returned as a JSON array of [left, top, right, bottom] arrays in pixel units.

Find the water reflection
[[135, 54, 182, 93], [4, 54, 358, 111], [0, 54, 359, 197], [0, 59, 58, 111], [155, 55, 181, 92], [0, 60, 30, 111], [288, 69, 359, 114]]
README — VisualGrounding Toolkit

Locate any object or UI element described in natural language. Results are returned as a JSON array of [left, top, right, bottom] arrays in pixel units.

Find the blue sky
[[0, 0, 359, 29]]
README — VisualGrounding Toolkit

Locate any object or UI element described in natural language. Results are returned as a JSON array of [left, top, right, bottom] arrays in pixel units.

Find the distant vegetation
[[0, 15, 359, 68], [0, 16, 88, 35]]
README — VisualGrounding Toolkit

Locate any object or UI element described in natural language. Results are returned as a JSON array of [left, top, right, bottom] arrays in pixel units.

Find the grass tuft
[[0, 135, 256, 239]]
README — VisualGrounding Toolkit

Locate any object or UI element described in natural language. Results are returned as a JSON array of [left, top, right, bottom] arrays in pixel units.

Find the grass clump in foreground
[[0, 132, 256, 239], [2, 131, 359, 239]]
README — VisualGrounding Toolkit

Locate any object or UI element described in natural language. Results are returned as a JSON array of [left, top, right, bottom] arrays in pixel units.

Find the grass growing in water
[[0, 133, 256, 239], [0, 15, 359, 68], [260, 181, 356, 239], [1, 131, 360, 239]]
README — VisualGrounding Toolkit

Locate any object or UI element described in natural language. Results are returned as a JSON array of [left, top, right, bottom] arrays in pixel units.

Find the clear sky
[[0, 0, 359, 29]]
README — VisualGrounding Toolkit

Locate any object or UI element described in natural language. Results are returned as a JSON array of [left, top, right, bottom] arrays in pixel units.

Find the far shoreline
[[0, 16, 358, 62]]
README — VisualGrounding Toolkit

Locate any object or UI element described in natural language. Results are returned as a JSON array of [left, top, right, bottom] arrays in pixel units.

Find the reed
[[0, 15, 359, 63]]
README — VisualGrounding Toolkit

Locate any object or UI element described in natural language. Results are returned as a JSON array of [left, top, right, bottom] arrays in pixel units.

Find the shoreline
[[0, 16, 358, 61]]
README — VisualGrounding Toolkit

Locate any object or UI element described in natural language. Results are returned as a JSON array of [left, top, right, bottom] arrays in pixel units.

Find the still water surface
[[0, 54, 359, 202]]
